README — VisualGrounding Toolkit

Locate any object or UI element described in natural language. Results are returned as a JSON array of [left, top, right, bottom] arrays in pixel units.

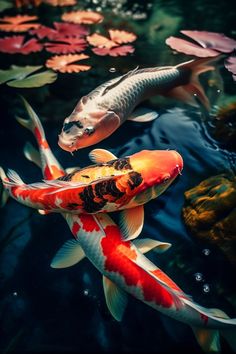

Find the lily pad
[[7, 70, 57, 88], [0, 65, 57, 88], [0, 65, 42, 85], [0, 0, 13, 13]]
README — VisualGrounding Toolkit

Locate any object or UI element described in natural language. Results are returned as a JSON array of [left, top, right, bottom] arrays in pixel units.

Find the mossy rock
[[182, 172, 236, 267]]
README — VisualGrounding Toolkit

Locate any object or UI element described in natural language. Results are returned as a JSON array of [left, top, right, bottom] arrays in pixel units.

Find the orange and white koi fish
[[1, 147, 183, 241], [58, 58, 215, 152], [2, 98, 235, 353]]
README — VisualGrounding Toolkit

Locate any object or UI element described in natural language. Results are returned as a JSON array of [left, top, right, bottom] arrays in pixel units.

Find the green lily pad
[[7, 70, 58, 88], [0, 0, 13, 12], [0, 65, 57, 88], [0, 66, 42, 85]]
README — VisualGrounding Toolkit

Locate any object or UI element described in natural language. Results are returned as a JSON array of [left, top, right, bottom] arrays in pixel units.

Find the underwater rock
[[182, 172, 236, 267], [211, 101, 236, 150]]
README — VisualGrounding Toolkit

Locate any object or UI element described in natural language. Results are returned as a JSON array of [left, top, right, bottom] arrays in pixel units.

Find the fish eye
[[84, 126, 95, 135]]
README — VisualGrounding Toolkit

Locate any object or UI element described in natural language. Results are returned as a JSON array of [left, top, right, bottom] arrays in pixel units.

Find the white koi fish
[[1, 98, 235, 352], [58, 58, 215, 152]]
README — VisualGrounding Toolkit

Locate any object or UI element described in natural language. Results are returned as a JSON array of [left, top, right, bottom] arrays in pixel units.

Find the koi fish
[[2, 98, 235, 352], [58, 58, 215, 152], [1, 147, 183, 239]]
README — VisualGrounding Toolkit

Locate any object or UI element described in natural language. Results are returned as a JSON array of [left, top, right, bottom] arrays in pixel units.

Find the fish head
[[129, 149, 183, 192], [58, 96, 120, 152]]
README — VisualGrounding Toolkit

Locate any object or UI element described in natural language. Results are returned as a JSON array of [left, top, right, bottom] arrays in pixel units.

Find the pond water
[[0, 0, 235, 353]]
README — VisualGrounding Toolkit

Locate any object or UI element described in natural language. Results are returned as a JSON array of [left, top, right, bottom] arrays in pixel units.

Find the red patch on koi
[[34, 127, 49, 149], [44, 165, 64, 180], [151, 269, 186, 297], [200, 313, 209, 325], [72, 222, 80, 236], [80, 214, 100, 232], [101, 225, 174, 308]]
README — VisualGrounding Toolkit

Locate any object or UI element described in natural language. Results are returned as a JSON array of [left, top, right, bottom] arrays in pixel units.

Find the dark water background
[[0, 0, 236, 353]]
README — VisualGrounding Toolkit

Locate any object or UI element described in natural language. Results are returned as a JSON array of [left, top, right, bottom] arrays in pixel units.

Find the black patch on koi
[[127, 172, 143, 190], [57, 171, 78, 181], [106, 157, 132, 171], [79, 185, 106, 213], [82, 175, 90, 178], [67, 203, 80, 209], [63, 120, 83, 133], [95, 180, 124, 199]]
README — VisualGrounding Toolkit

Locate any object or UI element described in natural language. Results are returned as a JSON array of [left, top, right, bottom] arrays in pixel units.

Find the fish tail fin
[[185, 299, 236, 351], [16, 96, 45, 139], [191, 327, 220, 352], [0, 167, 9, 207], [23, 142, 42, 168], [171, 57, 218, 110]]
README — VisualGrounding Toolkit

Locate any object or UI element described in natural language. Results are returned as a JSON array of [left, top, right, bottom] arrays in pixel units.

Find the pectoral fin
[[89, 149, 117, 164], [23, 142, 41, 168], [119, 205, 144, 241], [103, 276, 128, 321], [128, 107, 158, 122], [51, 239, 85, 268], [133, 238, 172, 254], [191, 327, 220, 352]]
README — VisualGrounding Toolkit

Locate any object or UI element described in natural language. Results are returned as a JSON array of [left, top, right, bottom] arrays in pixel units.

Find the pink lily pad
[[181, 30, 236, 53], [0, 35, 43, 54], [165, 36, 220, 57], [92, 45, 134, 57]]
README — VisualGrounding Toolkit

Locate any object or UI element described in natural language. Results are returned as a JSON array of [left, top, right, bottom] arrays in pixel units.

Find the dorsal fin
[[101, 67, 139, 96]]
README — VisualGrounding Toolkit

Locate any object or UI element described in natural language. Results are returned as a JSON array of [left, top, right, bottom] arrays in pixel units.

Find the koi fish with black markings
[[1, 98, 235, 352], [1, 146, 183, 241], [58, 58, 215, 151]]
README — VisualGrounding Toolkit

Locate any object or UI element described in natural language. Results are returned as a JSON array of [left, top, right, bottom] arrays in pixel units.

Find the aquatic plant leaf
[[0, 65, 42, 84], [46, 54, 91, 73], [87, 33, 115, 48], [53, 22, 89, 37], [165, 36, 219, 57], [109, 29, 137, 44], [62, 10, 104, 24], [92, 45, 135, 57], [30, 25, 56, 39], [45, 37, 87, 54], [0, 35, 43, 54], [30, 22, 89, 40], [7, 69, 57, 87], [0, 15, 40, 32], [0, 0, 14, 12], [181, 30, 236, 53]]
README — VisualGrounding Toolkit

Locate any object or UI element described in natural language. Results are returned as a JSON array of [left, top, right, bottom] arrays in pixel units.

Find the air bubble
[[13, 292, 18, 297], [83, 289, 89, 296], [217, 89, 221, 93], [202, 248, 210, 256], [109, 67, 116, 73], [194, 272, 203, 281], [203, 284, 210, 293]]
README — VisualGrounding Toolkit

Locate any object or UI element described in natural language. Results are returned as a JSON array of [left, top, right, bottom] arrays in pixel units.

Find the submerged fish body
[[58, 58, 215, 151], [2, 98, 235, 353], [2, 149, 183, 214]]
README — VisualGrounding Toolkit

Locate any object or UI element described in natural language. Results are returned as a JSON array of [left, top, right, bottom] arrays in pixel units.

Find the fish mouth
[[172, 151, 184, 175], [58, 132, 77, 152]]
